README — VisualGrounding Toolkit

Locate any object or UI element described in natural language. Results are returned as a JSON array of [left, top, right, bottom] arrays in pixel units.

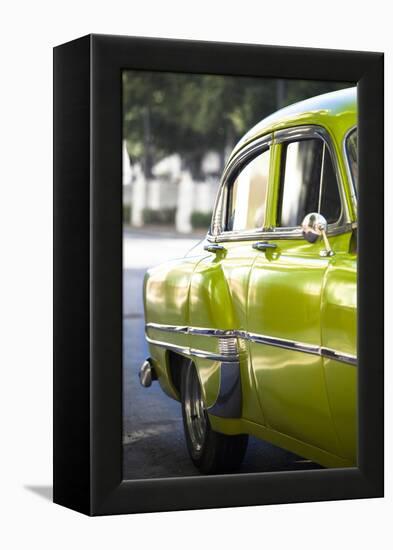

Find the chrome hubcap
[[184, 365, 207, 456]]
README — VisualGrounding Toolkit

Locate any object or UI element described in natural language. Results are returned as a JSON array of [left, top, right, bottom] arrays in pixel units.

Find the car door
[[188, 136, 273, 424], [319, 127, 358, 463], [247, 126, 351, 457]]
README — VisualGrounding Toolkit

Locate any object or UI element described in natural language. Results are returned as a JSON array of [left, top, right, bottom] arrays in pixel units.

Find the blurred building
[[123, 141, 221, 233]]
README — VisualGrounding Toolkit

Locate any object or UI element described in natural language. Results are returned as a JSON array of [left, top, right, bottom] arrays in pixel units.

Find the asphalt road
[[123, 228, 320, 479]]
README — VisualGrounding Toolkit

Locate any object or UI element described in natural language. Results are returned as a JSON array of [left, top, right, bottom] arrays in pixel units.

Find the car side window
[[345, 129, 358, 193], [278, 138, 341, 227], [226, 148, 270, 232]]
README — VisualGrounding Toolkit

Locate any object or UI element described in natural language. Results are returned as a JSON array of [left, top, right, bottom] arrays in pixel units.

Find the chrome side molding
[[145, 336, 239, 362], [145, 323, 357, 366], [320, 347, 357, 366]]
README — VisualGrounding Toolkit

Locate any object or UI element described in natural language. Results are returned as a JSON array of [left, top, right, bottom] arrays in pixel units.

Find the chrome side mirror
[[301, 212, 333, 256]]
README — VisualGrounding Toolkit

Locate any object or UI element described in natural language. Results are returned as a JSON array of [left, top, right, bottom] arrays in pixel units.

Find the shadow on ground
[[24, 485, 52, 501]]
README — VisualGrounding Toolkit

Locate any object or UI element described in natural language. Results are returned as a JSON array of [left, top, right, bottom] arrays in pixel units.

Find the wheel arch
[[166, 350, 188, 399]]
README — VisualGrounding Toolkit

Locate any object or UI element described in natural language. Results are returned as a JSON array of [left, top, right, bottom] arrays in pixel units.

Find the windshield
[[345, 128, 358, 194]]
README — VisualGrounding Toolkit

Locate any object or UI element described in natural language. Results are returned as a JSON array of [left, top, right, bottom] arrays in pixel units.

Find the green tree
[[123, 71, 351, 178]]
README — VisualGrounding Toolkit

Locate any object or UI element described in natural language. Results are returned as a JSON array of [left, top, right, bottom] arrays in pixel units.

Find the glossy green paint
[[188, 242, 265, 422], [247, 232, 354, 458], [143, 88, 357, 468], [321, 254, 357, 462]]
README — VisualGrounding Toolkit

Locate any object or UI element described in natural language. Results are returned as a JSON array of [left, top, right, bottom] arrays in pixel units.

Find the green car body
[[142, 87, 357, 470]]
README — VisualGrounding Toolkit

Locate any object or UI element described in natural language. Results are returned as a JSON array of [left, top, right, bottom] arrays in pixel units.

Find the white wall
[[122, 140, 132, 186], [1, 2, 390, 549], [147, 179, 178, 210], [129, 169, 218, 231]]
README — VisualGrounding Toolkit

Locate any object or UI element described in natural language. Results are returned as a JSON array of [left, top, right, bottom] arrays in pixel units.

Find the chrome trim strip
[[146, 323, 356, 366], [147, 323, 243, 339], [145, 335, 239, 362], [320, 347, 357, 366], [188, 326, 242, 338], [247, 332, 320, 356], [146, 322, 188, 334]]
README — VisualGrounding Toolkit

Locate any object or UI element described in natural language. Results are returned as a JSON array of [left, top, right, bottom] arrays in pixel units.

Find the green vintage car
[[140, 87, 358, 474]]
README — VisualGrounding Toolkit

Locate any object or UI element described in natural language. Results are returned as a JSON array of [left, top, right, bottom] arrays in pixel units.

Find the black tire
[[180, 360, 248, 474]]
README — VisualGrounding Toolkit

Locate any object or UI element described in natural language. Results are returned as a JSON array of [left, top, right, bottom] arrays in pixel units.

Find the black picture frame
[[53, 34, 384, 516]]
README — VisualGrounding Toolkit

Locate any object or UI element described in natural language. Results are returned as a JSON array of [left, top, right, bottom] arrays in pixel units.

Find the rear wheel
[[181, 361, 248, 474]]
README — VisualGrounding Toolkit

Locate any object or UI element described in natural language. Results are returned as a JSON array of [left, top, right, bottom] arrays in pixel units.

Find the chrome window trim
[[221, 134, 273, 183], [145, 323, 357, 366], [274, 125, 331, 144], [343, 125, 358, 214], [209, 222, 353, 243], [208, 125, 352, 243], [209, 134, 272, 238], [265, 125, 348, 233]]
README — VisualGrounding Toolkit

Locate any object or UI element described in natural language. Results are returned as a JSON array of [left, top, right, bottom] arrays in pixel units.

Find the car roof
[[231, 86, 357, 158]]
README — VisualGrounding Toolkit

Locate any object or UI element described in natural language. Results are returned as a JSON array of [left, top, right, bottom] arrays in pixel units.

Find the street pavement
[[123, 227, 320, 479]]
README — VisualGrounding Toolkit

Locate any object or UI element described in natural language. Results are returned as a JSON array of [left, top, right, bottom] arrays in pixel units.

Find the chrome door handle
[[204, 244, 225, 253], [252, 241, 277, 251]]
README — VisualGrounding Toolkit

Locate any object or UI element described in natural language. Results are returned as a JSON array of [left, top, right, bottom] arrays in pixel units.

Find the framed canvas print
[[53, 34, 384, 515]]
